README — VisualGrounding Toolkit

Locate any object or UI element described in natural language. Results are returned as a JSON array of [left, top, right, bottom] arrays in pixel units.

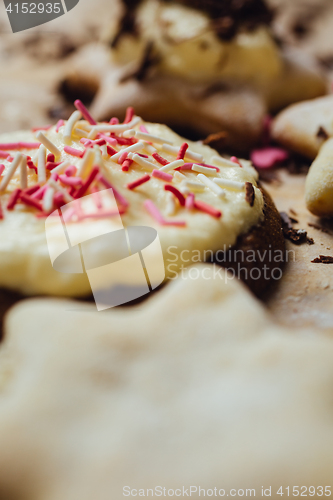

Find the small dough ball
[[305, 137, 333, 216]]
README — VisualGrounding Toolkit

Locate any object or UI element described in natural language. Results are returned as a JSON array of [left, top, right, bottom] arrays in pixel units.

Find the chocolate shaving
[[245, 182, 255, 207], [316, 126, 329, 140], [280, 212, 314, 245], [311, 255, 333, 264]]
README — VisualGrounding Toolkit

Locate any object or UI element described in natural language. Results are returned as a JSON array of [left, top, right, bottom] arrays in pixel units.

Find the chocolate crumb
[[289, 208, 297, 216], [308, 222, 333, 235], [203, 131, 228, 149], [280, 212, 314, 245], [245, 182, 255, 207], [311, 255, 333, 264], [316, 126, 329, 140]]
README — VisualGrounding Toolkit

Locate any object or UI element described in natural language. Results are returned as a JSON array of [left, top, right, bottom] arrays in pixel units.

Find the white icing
[[0, 121, 264, 296]]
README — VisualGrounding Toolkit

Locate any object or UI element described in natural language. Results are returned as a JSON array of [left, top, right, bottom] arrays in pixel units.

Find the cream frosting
[[0, 118, 264, 297]]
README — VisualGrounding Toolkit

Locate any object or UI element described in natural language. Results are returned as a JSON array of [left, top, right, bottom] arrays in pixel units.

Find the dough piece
[[0, 266, 333, 499], [305, 137, 333, 216], [272, 95, 333, 159], [0, 106, 284, 297]]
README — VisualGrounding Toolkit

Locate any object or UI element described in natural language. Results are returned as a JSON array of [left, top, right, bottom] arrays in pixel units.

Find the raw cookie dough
[[0, 265, 333, 499]]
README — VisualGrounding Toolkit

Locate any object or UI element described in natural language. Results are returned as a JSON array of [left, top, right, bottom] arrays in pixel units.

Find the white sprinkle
[[211, 155, 237, 168], [135, 131, 173, 145], [88, 128, 98, 140], [174, 171, 186, 182], [77, 149, 95, 178], [123, 129, 136, 138], [50, 160, 71, 176], [48, 178, 73, 203], [36, 131, 61, 157], [142, 143, 157, 155], [91, 116, 141, 134], [130, 154, 156, 171], [181, 180, 205, 193], [159, 159, 184, 173], [0, 153, 23, 192], [213, 178, 245, 190], [43, 186, 55, 212], [100, 144, 109, 160], [111, 142, 144, 162], [165, 192, 176, 216], [64, 110, 82, 144], [20, 155, 28, 190], [197, 173, 226, 199], [192, 164, 216, 175], [73, 128, 89, 139], [93, 145, 103, 167], [161, 144, 204, 163], [38, 145, 47, 184]]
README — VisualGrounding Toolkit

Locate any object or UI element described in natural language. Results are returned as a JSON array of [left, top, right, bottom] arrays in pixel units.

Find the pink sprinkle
[[65, 165, 77, 177], [0, 143, 20, 150], [164, 184, 186, 206], [64, 146, 84, 158], [152, 152, 169, 166], [47, 153, 55, 163], [230, 156, 242, 168], [74, 166, 100, 199], [97, 174, 129, 208], [27, 161, 38, 174], [139, 124, 149, 134], [0, 151, 11, 158], [54, 192, 65, 209], [118, 151, 128, 164], [194, 200, 222, 218], [162, 219, 187, 227], [80, 138, 93, 147], [127, 174, 150, 190], [144, 200, 165, 225], [138, 153, 148, 158], [114, 136, 136, 146], [55, 119, 65, 133], [74, 99, 97, 126], [152, 169, 173, 182], [31, 184, 49, 200], [124, 107, 134, 124], [109, 117, 119, 125], [20, 193, 43, 211], [98, 134, 117, 146], [250, 147, 289, 169], [0, 165, 5, 176], [7, 189, 22, 210], [7, 156, 14, 162], [59, 175, 83, 187], [177, 142, 188, 160], [19, 142, 41, 149], [122, 159, 133, 172], [0, 198, 3, 220], [31, 125, 51, 133], [24, 184, 40, 196], [175, 163, 192, 171], [94, 139, 106, 146], [107, 145, 117, 156], [46, 162, 61, 171], [185, 193, 195, 210]]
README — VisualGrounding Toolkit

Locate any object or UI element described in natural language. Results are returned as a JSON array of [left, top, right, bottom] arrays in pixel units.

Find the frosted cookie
[[0, 100, 284, 299], [272, 95, 333, 159], [0, 266, 333, 499], [60, 0, 326, 150], [305, 137, 333, 217]]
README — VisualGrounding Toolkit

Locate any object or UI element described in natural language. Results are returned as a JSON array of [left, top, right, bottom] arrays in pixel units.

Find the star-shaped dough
[[0, 264, 332, 499]]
